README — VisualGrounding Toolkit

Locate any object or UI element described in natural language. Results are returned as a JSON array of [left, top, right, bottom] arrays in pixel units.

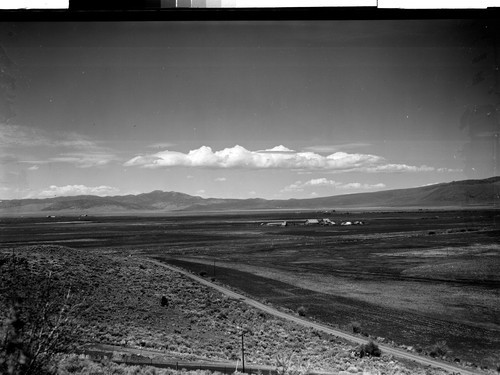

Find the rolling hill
[[0, 177, 499, 215]]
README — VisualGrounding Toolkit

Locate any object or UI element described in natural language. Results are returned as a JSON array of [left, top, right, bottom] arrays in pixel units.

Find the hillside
[[0, 245, 453, 374], [0, 177, 499, 215]]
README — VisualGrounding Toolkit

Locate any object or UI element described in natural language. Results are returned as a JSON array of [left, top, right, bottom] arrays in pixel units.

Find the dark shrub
[[351, 321, 362, 334], [199, 271, 207, 277], [358, 340, 381, 358], [161, 296, 168, 307], [428, 340, 449, 358], [297, 306, 306, 317]]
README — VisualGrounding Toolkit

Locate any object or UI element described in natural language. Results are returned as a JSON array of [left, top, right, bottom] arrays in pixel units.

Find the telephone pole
[[241, 330, 245, 373]]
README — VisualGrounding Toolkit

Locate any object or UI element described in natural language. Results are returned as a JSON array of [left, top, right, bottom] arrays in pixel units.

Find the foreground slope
[[0, 245, 458, 374], [0, 177, 499, 215]]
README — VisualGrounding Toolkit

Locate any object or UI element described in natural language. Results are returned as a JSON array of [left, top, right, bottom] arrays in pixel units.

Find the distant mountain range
[[1, 177, 499, 215]]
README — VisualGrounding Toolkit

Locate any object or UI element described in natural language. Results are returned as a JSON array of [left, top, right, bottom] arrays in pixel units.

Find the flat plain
[[1, 208, 499, 370]]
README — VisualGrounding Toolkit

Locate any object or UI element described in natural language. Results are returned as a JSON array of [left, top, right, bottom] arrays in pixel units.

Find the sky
[[0, 19, 499, 200]]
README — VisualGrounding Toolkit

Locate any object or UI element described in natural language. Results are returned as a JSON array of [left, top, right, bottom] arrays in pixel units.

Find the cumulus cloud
[[257, 145, 296, 153], [124, 145, 386, 171], [281, 178, 386, 193], [304, 178, 339, 186], [27, 185, 120, 198], [214, 177, 227, 182], [27, 165, 39, 171], [124, 145, 441, 173]]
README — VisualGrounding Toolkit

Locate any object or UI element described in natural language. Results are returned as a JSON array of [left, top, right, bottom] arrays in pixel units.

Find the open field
[[1, 209, 499, 370]]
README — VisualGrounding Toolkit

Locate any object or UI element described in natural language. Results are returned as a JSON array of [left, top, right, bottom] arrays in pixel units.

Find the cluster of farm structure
[[261, 217, 365, 227]]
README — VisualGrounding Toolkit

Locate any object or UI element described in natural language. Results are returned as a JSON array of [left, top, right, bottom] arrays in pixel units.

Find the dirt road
[[144, 258, 483, 375]]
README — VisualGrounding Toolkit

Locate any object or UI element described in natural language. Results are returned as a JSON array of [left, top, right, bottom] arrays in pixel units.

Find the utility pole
[[241, 330, 245, 373]]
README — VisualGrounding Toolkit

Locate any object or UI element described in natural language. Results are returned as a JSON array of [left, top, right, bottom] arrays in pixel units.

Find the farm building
[[265, 221, 287, 227], [341, 221, 352, 226], [305, 219, 320, 225]]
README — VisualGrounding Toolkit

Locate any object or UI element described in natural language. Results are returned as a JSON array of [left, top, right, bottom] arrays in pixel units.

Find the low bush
[[351, 321, 361, 334], [297, 306, 306, 317], [161, 296, 168, 307], [358, 340, 381, 358], [428, 340, 449, 358]]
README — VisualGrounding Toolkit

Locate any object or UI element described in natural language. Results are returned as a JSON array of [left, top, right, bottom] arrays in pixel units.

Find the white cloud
[[1, 124, 118, 168], [437, 167, 463, 173], [148, 142, 176, 149], [27, 165, 39, 171], [214, 177, 227, 182], [48, 152, 118, 168], [304, 178, 339, 186], [360, 164, 435, 173], [27, 185, 120, 198], [196, 189, 206, 196], [303, 143, 371, 153], [257, 145, 296, 153], [282, 178, 386, 193], [1, 124, 92, 149], [0, 124, 49, 147], [124, 145, 442, 173], [124, 145, 385, 171]]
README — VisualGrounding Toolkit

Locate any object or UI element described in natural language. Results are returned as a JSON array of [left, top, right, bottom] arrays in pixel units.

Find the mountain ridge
[[1, 177, 499, 215]]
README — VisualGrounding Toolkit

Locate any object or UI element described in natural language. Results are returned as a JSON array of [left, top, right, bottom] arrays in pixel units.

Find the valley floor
[[1, 209, 499, 374]]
